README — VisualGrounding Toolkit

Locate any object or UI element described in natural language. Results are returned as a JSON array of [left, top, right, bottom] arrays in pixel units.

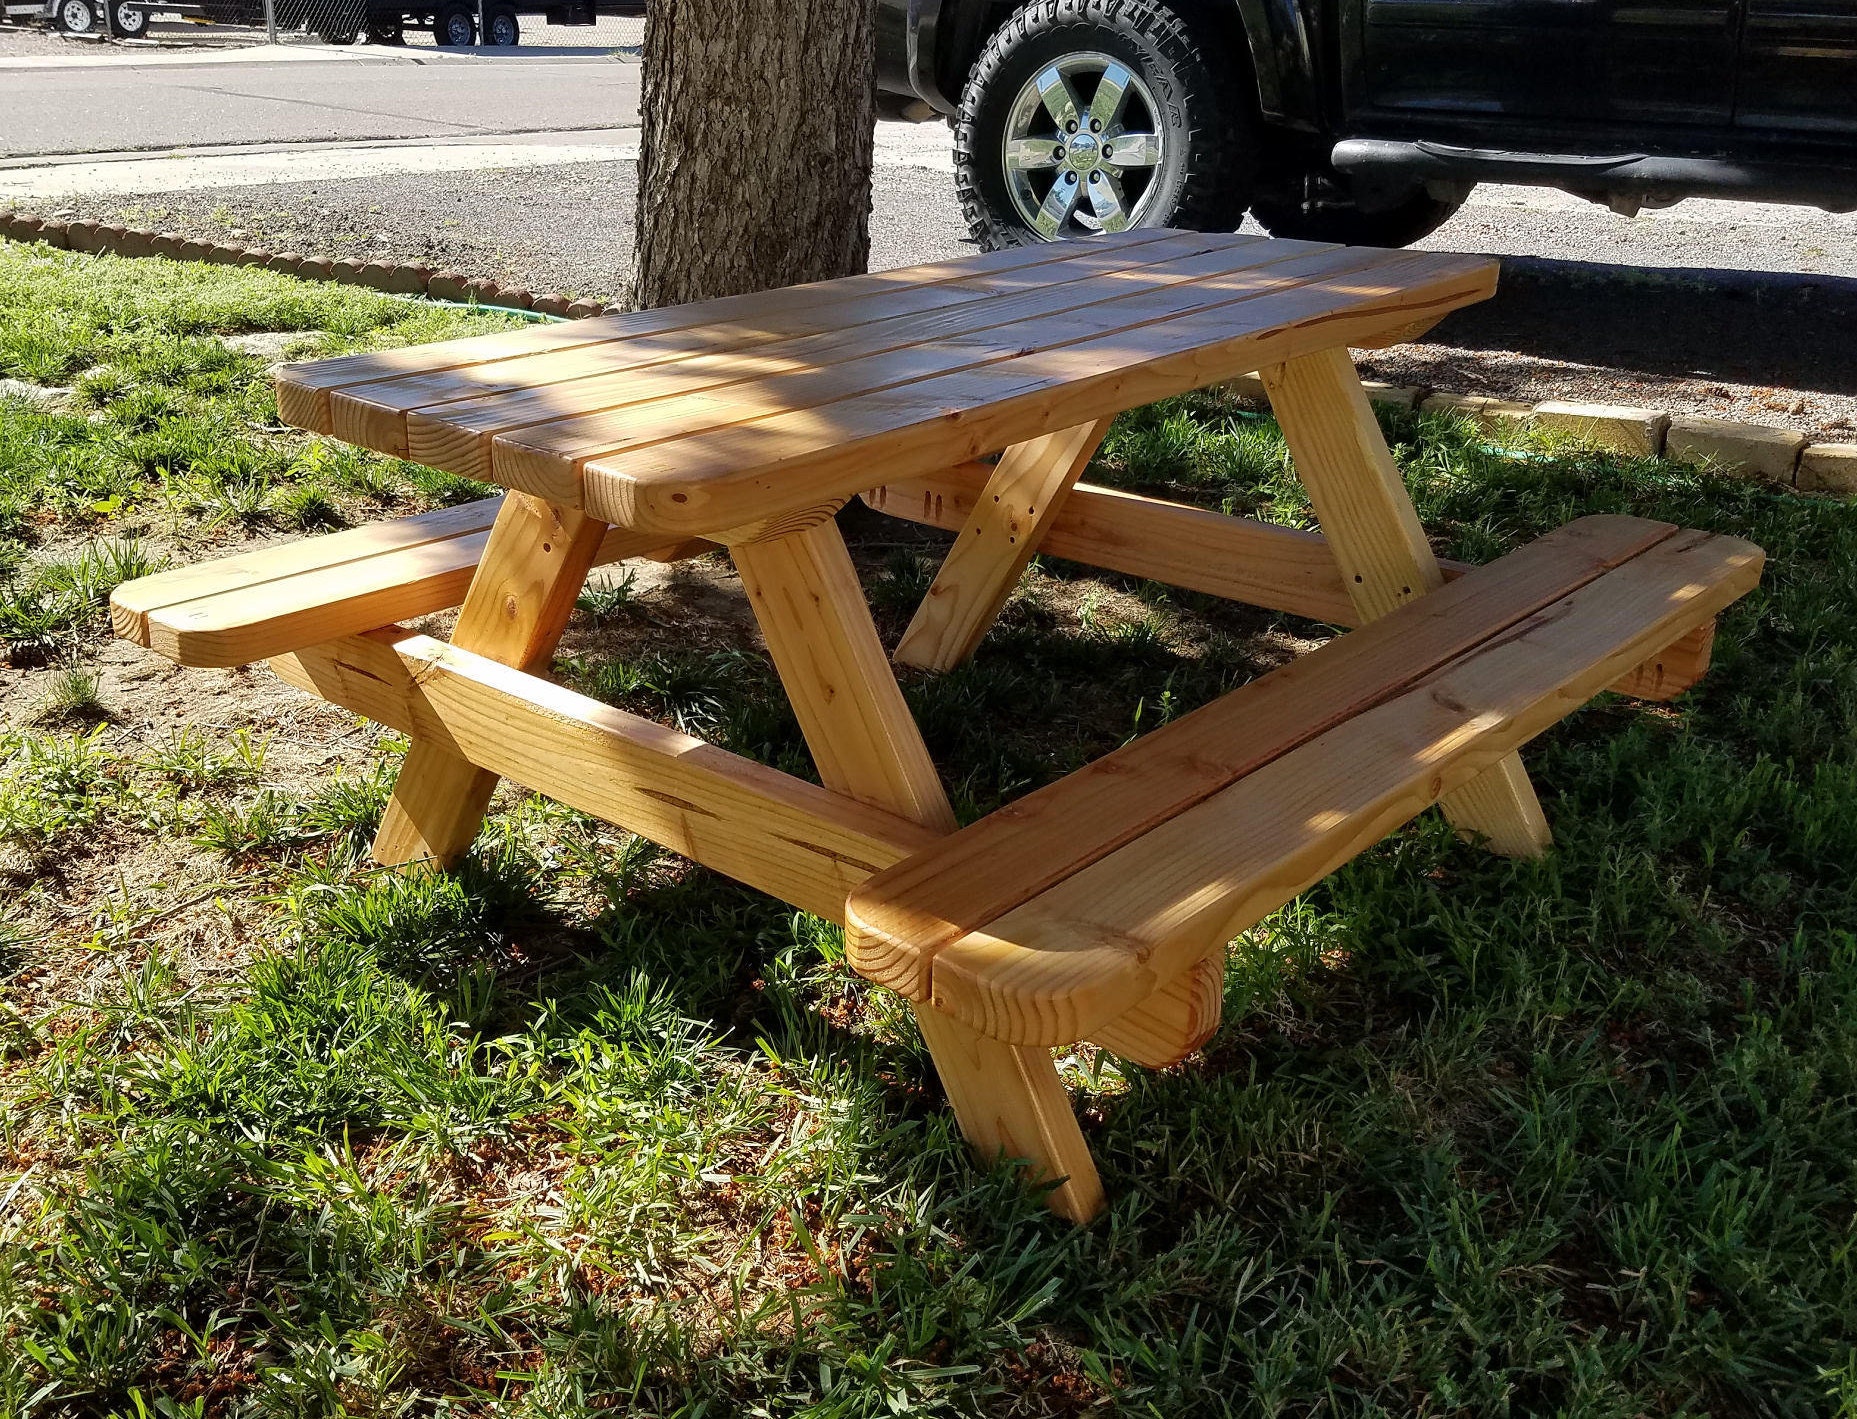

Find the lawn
[[1, 239, 1854, 1418]]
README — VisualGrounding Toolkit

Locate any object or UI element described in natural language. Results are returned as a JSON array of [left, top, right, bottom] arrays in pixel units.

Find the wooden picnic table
[[113, 231, 1763, 1222]]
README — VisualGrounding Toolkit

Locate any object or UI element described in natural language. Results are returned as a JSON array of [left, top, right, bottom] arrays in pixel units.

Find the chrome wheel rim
[[1002, 51, 1165, 240], [61, 0, 94, 29]]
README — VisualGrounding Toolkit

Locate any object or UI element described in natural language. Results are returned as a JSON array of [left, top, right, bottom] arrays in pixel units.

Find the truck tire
[[1249, 182, 1468, 249], [365, 12, 404, 41], [955, 0, 1255, 248], [485, 3, 518, 44], [55, 0, 99, 33], [435, 0, 475, 45], [111, 0, 147, 34]]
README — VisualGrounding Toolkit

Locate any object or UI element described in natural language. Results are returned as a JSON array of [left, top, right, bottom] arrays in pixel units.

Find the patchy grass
[[2, 245, 1856, 1417]]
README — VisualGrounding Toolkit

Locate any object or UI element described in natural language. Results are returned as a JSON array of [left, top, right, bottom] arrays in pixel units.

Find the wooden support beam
[[1261, 347, 1552, 858], [1087, 950, 1223, 1068], [372, 491, 610, 870], [866, 467, 1714, 702], [893, 418, 1111, 670], [270, 628, 937, 922], [732, 519, 1103, 1224]]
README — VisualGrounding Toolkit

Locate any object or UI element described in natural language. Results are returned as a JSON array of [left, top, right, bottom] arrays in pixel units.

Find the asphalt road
[[4, 42, 1854, 433], [0, 50, 640, 156]]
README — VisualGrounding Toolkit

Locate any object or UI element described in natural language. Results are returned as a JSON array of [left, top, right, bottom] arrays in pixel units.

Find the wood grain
[[1086, 951, 1224, 1068], [269, 628, 937, 921], [274, 232, 1181, 433], [1261, 346, 1552, 858], [924, 528, 1764, 1046], [568, 252, 1497, 535], [893, 419, 1112, 670], [372, 491, 609, 869], [845, 515, 1680, 999]]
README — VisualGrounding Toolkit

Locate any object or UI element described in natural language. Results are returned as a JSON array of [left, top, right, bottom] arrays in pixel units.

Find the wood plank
[[338, 232, 1258, 461], [565, 251, 1497, 536], [1261, 346, 1552, 858], [893, 419, 1112, 670], [1608, 620, 1715, 700], [730, 518, 1100, 1223], [911, 1004, 1105, 1224], [372, 491, 610, 869], [111, 498, 503, 642], [1086, 950, 1223, 1068], [868, 469, 1381, 626], [924, 527, 1765, 1046], [275, 232, 1188, 433], [865, 467, 1712, 701], [845, 515, 1680, 999], [119, 513, 707, 668], [731, 519, 957, 835], [268, 628, 938, 921], [482, 243, 1396, 502]]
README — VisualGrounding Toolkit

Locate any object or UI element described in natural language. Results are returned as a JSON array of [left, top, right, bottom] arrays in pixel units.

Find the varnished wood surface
[[275, 234, 1499, 541]]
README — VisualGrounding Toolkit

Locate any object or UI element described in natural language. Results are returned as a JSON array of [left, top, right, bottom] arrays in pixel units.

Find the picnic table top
[[275, 231, 1497, 541]]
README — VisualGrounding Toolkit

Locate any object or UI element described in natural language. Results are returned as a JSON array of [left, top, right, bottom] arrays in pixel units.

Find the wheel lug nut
[[1065, 172, 1078, 183], [1103, 145, 1112, 158], [1054, 146, 1065, 160], [1090, 118, 1102, 132], [1090, 170, 1101, 182], [1066, 120, 1078, 133]]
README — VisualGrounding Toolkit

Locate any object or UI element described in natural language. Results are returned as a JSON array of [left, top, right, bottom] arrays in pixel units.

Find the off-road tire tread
[[955, 0, 1255, 249]]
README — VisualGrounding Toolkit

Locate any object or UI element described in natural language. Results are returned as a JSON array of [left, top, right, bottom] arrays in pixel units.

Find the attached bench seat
[[110, 496, 710, 668], [846, 515, 1763, 1054]]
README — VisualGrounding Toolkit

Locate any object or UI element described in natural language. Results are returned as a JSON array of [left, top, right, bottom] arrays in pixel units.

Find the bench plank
[[919, 527, 1764, 1046], [111, 498, 709, 668], [846, 514, 1680, 999]]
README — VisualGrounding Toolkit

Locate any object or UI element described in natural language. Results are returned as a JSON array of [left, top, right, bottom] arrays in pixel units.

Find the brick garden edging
[[0, 210, 610, 320], [5, 211, 1851, 495], [1226, 376, 1856, 495]]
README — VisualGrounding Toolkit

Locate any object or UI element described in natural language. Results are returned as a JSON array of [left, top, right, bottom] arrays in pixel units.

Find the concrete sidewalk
[[0, 123, 956, 200]]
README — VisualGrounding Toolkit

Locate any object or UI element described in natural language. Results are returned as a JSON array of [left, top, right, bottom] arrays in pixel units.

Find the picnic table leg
[[372, 491, 610, 869], [892, 418, 1113, 671], [732, 518, 1106, 1223], [1261, 348, 1552, 858]]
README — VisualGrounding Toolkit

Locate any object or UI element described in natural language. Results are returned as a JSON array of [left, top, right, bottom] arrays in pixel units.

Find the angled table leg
[[893, 418, 1113, 671], [373, 491, 610, 869], [731, 517, 1105, 1223], [1261, 347, 1552, 858]]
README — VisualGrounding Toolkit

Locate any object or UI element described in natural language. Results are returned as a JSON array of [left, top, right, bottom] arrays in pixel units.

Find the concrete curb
[[4, 213, 1849, 493], [1224, 374, 1853, 494], [0, 210, 611, 320]]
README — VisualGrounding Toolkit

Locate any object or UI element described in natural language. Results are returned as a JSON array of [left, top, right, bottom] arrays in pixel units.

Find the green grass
[[0, 242, 509, 660], [2, 244, 1856, 1416]]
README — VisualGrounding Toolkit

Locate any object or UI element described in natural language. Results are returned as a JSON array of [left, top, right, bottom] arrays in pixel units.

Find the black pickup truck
[[876, 0, 1857, 248]]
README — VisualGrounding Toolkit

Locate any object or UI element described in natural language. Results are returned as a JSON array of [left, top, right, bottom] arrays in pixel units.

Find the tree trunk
[[633, 0, 876, 310]]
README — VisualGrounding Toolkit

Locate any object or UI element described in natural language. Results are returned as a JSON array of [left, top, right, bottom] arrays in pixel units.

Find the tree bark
[[633, 0, 876, 310]]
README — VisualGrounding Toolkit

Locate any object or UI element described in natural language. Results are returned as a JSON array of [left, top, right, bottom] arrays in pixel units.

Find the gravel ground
[[11, 146, 1855, 437]]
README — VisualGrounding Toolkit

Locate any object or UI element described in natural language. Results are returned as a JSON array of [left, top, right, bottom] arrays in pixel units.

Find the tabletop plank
[[570, 249, 1496, 536], [329, 230, 1237, 459], [486, 243, 1403, 506], [408, 236, 1351, 483], [276, 231, 1186, 434]]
